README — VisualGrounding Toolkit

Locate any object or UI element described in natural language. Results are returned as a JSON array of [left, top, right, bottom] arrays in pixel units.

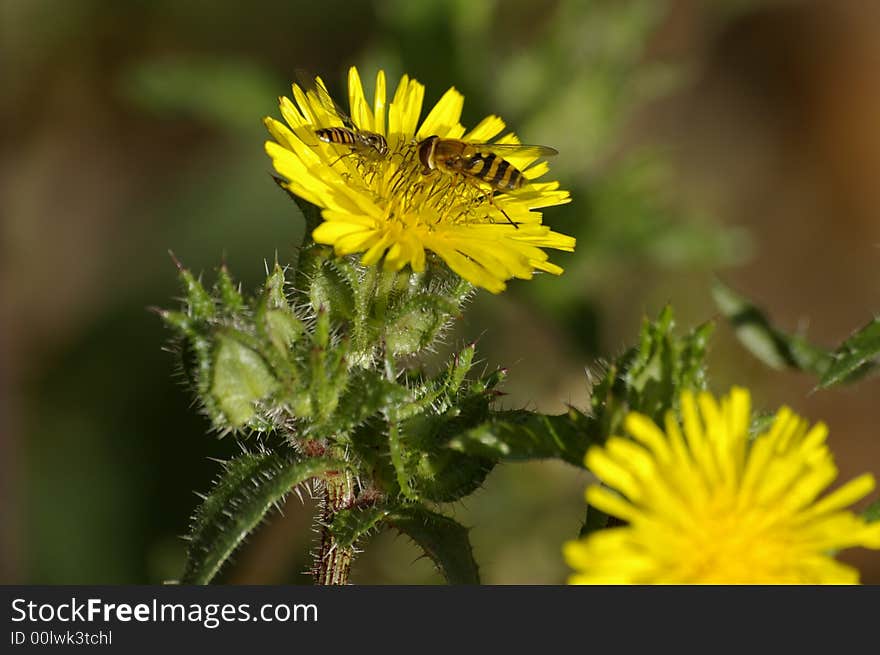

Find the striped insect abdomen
[[464, 152, 524, 191], [316, 127, 357, 146]]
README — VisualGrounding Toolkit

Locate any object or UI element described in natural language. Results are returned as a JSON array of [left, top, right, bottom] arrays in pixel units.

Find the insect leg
[[489, 192, 519, 228]]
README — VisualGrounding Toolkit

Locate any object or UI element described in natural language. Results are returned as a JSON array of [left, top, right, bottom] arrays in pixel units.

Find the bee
[[302, 74, 388, 158], [416, 136, 558, 227]]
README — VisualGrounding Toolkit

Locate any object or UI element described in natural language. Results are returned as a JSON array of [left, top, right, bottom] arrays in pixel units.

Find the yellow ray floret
[[264, 67, 575, 293], [564, 387, 880, 584]]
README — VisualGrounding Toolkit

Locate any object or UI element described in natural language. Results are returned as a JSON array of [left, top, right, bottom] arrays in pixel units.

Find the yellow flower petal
[[566, 387, 880, 585], [373, 69, 387, 136], [417, 86, 464, 139], [265, 67, 573, 293], [347, 66, 374, 132]]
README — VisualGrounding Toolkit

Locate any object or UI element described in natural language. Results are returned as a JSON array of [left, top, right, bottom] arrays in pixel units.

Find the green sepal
[[290, 194, 323, 234], [211, 332, 278, 429], [385, 505, 480, 585], [579, 503, 611, 538], [309, 258, 357, 324], [384, 293, 463, 357], [179, 451, 346, 584], [215, 264, 244, 313], [263, 261, 289, 310], [176, 262, 215, 322], [445, 408, 594, 468], [159, 309, 193, 336], [261, 309, 303, 359]]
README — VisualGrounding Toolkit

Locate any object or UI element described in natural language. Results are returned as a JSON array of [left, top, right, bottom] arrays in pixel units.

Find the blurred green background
[[3, 0, 879, 584]]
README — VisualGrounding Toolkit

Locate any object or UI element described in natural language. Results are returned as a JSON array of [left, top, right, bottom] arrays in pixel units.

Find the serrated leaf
[[329, 505, 391, 549], [386, 506, 479, 585], [181, 452, 345, 584], [712, 279, 831, 374], [445, 408, 593, 467], [818, 317, 880, 388], [400, 381, 497, 502], [586, 306, 713, 443], [331, 370, 409, 435], [411, 448, 494, 503]]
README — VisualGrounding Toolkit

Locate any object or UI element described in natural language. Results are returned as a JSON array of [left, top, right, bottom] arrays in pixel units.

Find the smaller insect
[[416, 136, 558, 226], [303, 74, 388, 158], [315, 126, 388, 157]]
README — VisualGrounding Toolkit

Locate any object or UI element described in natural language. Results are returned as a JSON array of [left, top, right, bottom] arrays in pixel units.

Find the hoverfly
[[415, 136, 558, 226], [315, 125, 388, 157], [301, 73, 388, 158]]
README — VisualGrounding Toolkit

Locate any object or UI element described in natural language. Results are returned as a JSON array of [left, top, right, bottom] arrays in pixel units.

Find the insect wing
[[295, 69, 355, 129], [470, 143, 559, 158]]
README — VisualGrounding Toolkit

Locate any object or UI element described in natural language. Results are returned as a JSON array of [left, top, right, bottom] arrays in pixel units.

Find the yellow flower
[[264, 67, 575, 293], [564, 387, 880, 584]]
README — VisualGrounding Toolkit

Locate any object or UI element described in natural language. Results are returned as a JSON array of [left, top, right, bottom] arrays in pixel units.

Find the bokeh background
[[3, 0, 879, 584]]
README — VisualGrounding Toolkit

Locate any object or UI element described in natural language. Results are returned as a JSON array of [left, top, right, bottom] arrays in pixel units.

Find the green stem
[[313, 467, 356, 585]]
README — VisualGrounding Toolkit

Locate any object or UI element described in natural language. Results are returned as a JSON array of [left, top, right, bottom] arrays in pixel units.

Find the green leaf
[[711, 279, 831, 375], [401, 374, 498, 502], [386, 506, 479, 585], [864, 498, 880, 524], [329, 505, 392, 549], [579, 504, 610, 538], [446, 408, 593, 467], [387, 420, 416, 500], [180, 452, 345, 584], [410, 447, 495, 503], [211, 333, 278, 428], [331, 370, 409, 435], [818, 317, 880, 388], [586, 306, 714, 442]]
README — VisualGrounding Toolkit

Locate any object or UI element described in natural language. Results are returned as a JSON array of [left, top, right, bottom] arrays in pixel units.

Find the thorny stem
[[313, 467, 355, 585]]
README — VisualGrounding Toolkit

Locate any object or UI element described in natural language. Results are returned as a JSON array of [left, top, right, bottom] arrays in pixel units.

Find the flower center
[[673, 501, 795, 583], [327, 140, 505, 230]]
